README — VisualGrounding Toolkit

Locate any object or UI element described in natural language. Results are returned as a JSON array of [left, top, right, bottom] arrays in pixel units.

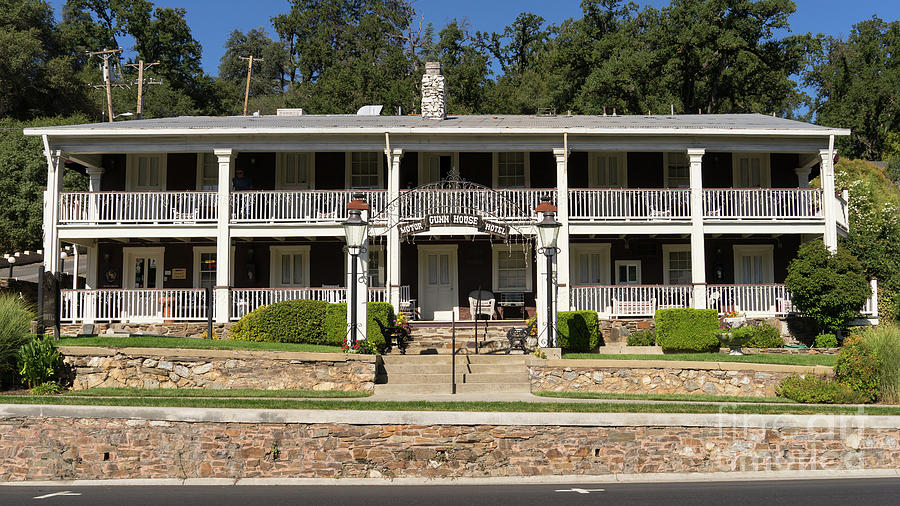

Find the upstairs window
[[197, 154, 218, 190], [127, 154, 166, 190], [733, 154, 770, 188], [495, 152, 528, 188], [349, 152, 381, 188], [665, 153, 690, 188], [278, 152, 313, 189], [589, 153, 626, 188]]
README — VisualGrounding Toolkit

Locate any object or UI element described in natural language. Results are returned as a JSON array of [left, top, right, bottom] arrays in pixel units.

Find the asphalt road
[[3, 478, 899, 505]]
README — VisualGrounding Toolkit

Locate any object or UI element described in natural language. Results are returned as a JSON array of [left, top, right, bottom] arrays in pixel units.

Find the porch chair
[[611, 297, 656, 317], [468, 289, 495, 320], [373, 317, 409, 354]]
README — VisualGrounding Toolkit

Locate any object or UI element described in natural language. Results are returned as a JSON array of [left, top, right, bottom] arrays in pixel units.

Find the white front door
[[123, 247, 164, 289], [418, 245, 458, 320], [121, 247, 165, 323], [733, 245, 774, 284]]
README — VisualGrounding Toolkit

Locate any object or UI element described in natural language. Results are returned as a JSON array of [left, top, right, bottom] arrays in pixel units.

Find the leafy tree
[[785, 241, 871, 333], [805, 17, 900, 160], [219, 28, 289, 97], [421, 20, 490, 114]]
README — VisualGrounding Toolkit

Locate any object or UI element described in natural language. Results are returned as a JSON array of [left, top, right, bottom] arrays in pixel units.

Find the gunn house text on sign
[[399, 213, 510, 239]]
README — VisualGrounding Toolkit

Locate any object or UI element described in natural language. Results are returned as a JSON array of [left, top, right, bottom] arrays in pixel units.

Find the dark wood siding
[[459, 152, 492, 186], [702, 152, 732, 188], [100, 154, 126, 191], [530, 152, 556, 188], [627, 152, 664, 188], [235, 152, 275, 190], [166, 153, 197, 191], [400, 151, 418, 188], [568, 152, 589, 188], [771, 153, 800, 188], [315, 152, 345, 189]]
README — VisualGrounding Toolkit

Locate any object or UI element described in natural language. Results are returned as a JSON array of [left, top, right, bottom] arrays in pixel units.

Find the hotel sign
[[399, 213, 509, 239]]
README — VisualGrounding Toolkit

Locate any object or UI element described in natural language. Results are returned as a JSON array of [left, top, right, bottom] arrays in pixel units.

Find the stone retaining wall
[[527, 359, 831, 397], [0, 407, 896, 481], [61, 348, 377, 392], [60, 323, 232, 338]]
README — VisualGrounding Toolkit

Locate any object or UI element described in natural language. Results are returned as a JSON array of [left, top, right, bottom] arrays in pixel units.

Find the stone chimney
[[421, 62, 446, 120]]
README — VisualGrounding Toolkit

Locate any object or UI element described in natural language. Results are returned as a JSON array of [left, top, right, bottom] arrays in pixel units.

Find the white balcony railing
[[230, 190, 388, 223], [230, 286, 410, 320], [60, 288, 209, 323], [568, 189, 691, 221], [570, 284, 693, 317], [706, 284, 793, 317], [59, 192, 217, 224], [400, 188, 554, 221], [703, 188, 824, 220]]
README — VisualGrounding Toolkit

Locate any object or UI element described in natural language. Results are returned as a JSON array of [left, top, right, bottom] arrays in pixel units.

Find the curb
[[3, 469, 898, 487]]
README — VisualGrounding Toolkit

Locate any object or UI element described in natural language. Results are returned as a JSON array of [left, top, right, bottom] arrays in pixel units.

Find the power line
[[86, 48, 125, 123], [124, 60, 162, 120]]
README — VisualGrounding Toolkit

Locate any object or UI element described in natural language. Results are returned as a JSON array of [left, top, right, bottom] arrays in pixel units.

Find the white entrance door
[[121, 247, 165, 323], [418, 245, 458, 320]]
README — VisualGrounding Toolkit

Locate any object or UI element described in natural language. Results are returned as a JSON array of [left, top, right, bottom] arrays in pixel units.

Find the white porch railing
[[230, 286, 409, 320], [707, 284, 793, 317], [400, 188, 554, 221], [703, 188, 824, 220], [570, 285, 693, 317], [59, 192, 218, 224], [60, 288, 209, 323], [568, 189, 691, 221], [230, 190, 388, 223]]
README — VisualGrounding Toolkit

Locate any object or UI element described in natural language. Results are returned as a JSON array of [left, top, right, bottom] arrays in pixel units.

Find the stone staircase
[[394, 321, 533, 355], [375, 354, 531, 395]]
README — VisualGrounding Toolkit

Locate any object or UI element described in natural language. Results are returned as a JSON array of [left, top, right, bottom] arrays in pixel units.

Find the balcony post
[[794, 167, 811, 189], [214, 148, 235, 324], [42, 144, 64, 278], [553, 147, 571, 311], [820, 148, 838, 252], [687, 148, 707, 309], [387, 148, 403, 313], [85, 166, 104, 223]]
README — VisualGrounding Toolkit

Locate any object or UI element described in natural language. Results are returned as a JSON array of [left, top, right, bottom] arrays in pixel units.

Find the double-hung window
[[495, 152, 527, 188], [349, 152, 381, 188], [665, 153, 690, 188], [662, 245, 692, 285], [492, 245, 532, 292], [270, 246, 310, 287]]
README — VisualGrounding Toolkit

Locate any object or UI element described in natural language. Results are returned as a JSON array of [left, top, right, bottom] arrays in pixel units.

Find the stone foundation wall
[[528, 360, 829, 397], [60, 323, 232, 338], [0, 408, 896, 481], [61, 348, 377, 392]]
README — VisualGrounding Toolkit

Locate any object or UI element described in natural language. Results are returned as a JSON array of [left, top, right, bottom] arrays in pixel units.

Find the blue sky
[[47, 0, 898, 75]]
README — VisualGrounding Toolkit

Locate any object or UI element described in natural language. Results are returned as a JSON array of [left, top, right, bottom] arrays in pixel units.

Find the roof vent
[[356, 105, 383, 116], [276, 108, 305, 116]]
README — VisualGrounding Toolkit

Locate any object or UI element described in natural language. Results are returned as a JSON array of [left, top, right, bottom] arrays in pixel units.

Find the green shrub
[[17, 335, 63, 389], [744, 324, 785, 348], [0, 294, 33, 388], [556, 311, 601, 352], [627, 328, 656, 346], [854, 325, 900, 403], [834, 334, 880, 402], [325, 302, 395, 352], [777, 375, 865, 404], [231, 299, 328, 344], [654, 308, 720, 353], [30, 381, 63, 395], [814, 333, 839, 348], [785, 241, 870, 333]]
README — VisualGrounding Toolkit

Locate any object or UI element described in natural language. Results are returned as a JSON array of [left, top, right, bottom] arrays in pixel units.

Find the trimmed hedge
[[814, 333, 839, 348], [777, 375, 864, 404], [627, 328, 656, 346], [231, 299, 328, 344], [654, 308, 720, 353], [834, 334, 880, 402], [737, 323, 786, 348], [556, 311, 601, 352], [324, 302, 396, 351]]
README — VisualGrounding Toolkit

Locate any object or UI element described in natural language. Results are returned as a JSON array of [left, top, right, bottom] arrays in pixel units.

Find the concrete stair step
[[381, 354, 526, 365], [374, 382, 531, 395], [383, 364, 526, 375], [381, 372, 529, 384]]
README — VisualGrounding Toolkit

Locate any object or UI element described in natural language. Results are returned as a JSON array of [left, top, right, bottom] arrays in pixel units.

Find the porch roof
[[25, 113, 849, 138]]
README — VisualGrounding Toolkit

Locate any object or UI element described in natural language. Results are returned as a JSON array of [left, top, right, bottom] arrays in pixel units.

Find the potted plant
[[718, 311, 750, 355]]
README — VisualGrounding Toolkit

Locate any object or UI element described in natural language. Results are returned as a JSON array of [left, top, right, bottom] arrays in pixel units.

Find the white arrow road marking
[[555, 488, 606, 494], [33, 491, 82, 499]]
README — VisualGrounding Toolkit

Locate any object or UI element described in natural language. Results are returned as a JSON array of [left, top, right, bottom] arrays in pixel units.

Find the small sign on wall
[[171, 268, 187, 280]]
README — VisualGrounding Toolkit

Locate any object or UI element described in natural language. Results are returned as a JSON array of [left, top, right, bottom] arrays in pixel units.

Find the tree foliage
[[785, 241, 870, 333]]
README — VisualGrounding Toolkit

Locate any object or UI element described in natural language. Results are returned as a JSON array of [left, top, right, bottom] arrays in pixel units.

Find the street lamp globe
[[342, 208, 368, 251], [536, 208, 561, 250]]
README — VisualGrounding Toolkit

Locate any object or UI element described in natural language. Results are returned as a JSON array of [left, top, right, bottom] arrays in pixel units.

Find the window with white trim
[[733, 245, 774, 284], [665, 153, 690, 188], [570, 244, 611, 284], [197, 153, 218, 190], [662, 245, 692, 285], [277, 152, 313, 189], [589, 152, 626, 188], [270, 246, 311, 287], [733, 154, 770, 188], [492, 245, 532, 292], [348, 152, 381, 188], [127, 154, 166, 190], [615, 260, 642, 285], [495, 152, 528, 188]]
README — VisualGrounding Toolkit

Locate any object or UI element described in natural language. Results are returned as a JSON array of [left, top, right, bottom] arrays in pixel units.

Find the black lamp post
[[342, 194, 369, 347], [6, 256, 15, 278], [535, 197, 562, 347]]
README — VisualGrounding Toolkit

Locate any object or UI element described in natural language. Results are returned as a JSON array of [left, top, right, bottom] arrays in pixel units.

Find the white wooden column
[[42, 142, 64, 277], [214, 148, 235, 323], [554, 148, 571, 311], [794, 167, 811, 189], [820, 148, 838, 252], [86, 166, 103, 223], [688, 148, 707, 309], [387, 148, 403, 313], [84, 240, 98, 324]]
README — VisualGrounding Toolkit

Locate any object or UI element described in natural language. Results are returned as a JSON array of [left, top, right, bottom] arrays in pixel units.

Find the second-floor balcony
[[58, 187, 841, 228]]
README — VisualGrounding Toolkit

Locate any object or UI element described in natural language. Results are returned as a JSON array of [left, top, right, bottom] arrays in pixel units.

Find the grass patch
[[563, 353, 835, 367], [56, 388, 369, 399], [0, 396, 897, 415], [56, 336, 343, 353], [534, 391, 794, 404]]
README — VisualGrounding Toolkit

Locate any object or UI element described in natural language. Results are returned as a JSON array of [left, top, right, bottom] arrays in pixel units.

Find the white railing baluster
[[567, 189, 691, 221], [60, 289, 208, 322], [228, 286, 409, 320], [702, 189, 824, 220]]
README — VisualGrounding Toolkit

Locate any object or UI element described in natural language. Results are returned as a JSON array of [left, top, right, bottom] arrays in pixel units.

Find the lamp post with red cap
[[535, 197, 562, 348], [343, 194, 369, 347]]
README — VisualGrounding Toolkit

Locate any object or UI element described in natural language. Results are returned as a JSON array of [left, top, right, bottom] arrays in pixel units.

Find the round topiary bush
[[814, 333, 839, 348], [231, 299, 329, 344], [654, 308, 720, 353], [744, 323, 785, 348]]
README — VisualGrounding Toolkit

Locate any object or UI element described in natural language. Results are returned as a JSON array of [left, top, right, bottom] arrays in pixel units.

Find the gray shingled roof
[[25, 113, 846, 135]]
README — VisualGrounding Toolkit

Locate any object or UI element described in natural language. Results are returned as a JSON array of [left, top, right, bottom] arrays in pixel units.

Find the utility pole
[[239, 56, 264, 116], [87, 48, 124, 122], [124, 60, 161, 119]]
